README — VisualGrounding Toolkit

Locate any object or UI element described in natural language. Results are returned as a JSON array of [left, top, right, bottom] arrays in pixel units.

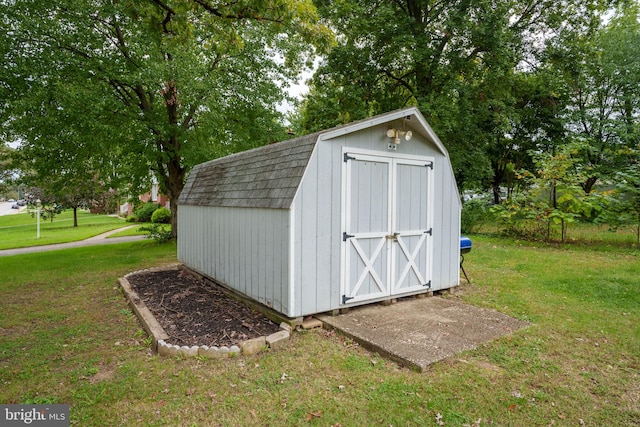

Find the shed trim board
[[178, 107, 462, 318], [340, 147, 435, 305], [318, 108, 448, 157], [288, 208, 296, 318]]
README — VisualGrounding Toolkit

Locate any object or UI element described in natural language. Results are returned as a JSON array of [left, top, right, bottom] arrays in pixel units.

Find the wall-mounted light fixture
[[386, 128, 413, 145]]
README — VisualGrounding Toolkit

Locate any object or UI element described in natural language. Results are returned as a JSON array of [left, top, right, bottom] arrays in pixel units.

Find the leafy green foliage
[[609, 158, 640, 245], [24, 188, 64, 223], [1, 0, 332, 238], [461, 197, 493, 235], [491, 142, 615, 241], [134, 203, 161, 224], [545, 2, 640, 193], [298, 0, 611, 192], [151, 207, 171, 224], [139, 223, 172, 243]]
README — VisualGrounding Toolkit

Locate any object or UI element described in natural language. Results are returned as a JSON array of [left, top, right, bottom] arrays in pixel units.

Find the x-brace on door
[[341, 149, 434, 305]]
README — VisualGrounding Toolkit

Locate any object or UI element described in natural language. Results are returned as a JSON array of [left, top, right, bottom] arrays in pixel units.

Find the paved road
[[0, 201, 26, 216], [0, 226, 147, 257]]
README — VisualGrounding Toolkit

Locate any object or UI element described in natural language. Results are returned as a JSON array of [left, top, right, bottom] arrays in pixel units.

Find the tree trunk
[[492, 185, 502, 204], [159, 77, 186, 241], [73, 207, 78, 227], [582, 176, 598, 194], [160, 150, 186, 240]]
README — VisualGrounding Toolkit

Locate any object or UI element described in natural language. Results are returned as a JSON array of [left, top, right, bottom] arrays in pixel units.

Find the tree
[[492, 141, 612, 241], [0, 145, 17, 196], [1, 0, 331, 238], [609, 143, 640, 246], [546, 2, 640, 193], [297, 0, 610, 192], [11, 112, 113, 227], [23, 188, 64, 223]]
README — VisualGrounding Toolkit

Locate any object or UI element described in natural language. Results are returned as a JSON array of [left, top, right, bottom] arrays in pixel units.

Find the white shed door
[[341, 150, 434, 305]]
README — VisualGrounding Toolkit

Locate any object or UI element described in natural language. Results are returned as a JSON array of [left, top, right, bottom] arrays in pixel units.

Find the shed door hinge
[[343, 232, 354, 241], [424, 228, 433, 236], [342, 295, 355, 304], [344, 153, 356, 163], [425, 161, 433, 169], [424, 280, 432, 289]]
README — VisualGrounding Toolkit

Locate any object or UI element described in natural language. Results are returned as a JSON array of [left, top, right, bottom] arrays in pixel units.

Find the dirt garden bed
[[124, 267, 282, 348]]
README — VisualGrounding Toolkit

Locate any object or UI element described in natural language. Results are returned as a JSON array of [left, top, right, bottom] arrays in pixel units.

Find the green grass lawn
[[0, 211, 130, 250], [0, 237, 638, 426]]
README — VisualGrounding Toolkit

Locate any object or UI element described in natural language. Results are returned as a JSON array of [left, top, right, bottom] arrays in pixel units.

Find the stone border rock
[[118, 264, 294, 358]]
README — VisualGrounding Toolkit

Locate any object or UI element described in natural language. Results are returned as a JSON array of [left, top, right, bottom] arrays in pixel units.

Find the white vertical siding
[[429, 161, 460, 290], [178, 205, 291, 314], [291, 123, 461, 315], [292, 143, 334, 316], [292, 136, 345, 316], [179, 115, 461, 318]]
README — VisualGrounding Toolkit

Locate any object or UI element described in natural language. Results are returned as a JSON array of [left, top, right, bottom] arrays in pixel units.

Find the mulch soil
[[126, 269, 281, 347]]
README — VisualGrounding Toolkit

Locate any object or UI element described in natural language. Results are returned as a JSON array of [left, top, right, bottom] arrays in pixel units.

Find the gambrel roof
[[178, 132, 320, 209], [178, 107, 450, 209]]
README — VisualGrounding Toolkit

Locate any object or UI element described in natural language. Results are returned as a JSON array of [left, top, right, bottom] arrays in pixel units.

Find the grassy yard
[[0, 237, 638, 426], [0, 211, 130, 250]]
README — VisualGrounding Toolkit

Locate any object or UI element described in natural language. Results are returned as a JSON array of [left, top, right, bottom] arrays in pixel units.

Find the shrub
[[461, 197, 492, 234], [134, 202, 161, 223], [139, 224, 173, 243], [151, 207, 171, 224]]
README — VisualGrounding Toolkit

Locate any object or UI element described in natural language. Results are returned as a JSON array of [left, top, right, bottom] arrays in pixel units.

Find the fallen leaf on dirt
[[337, 385, 345, 390], [463, 418, 482, 427], [557, 413, 565, 420], [281, 399, 287, 409], [507, 404, 516, 412], [370, 359, 378, 366], [435, 412, 445, 426], [186, 387, 195, 396], [331, 424, 342, 427], [305, 411, 322, 421]]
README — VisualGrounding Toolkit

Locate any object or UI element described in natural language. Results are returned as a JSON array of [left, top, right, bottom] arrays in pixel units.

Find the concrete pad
[[316, 297, 529, 372]]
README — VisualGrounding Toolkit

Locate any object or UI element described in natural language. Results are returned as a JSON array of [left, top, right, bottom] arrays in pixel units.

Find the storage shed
[[178, 107, 461, 319]]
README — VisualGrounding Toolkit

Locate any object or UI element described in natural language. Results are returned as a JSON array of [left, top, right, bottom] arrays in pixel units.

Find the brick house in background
[[120, 179, 170, 217]]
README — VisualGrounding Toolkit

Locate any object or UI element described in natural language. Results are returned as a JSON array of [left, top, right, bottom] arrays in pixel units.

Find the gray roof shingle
[[178, 132, 320, 209]]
